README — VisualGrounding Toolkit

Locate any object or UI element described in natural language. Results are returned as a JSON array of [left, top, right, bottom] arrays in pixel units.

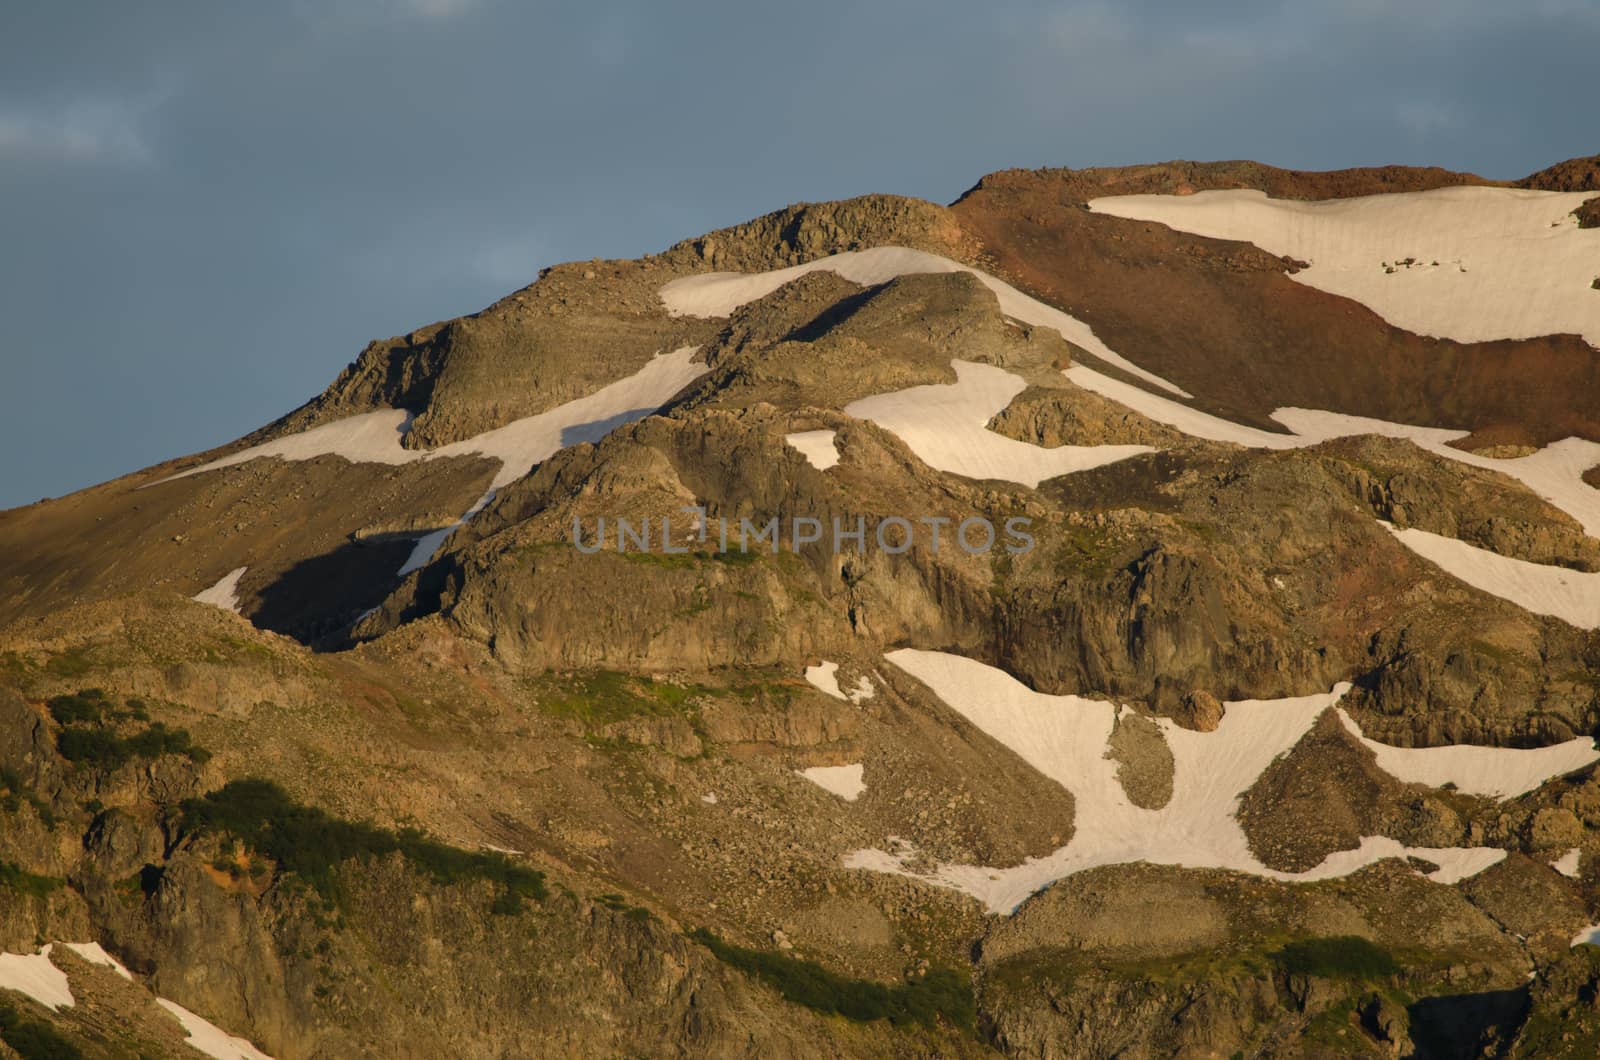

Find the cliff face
[[3, 155, 1600, 1057]]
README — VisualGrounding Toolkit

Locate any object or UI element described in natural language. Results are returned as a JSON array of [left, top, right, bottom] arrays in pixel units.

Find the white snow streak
[[160, 346, 707, 492], [844, 361, 1151, 487], [158, 347, 707, 577], [192, 567, 247, 613], [61, 942, 133, 980], [1553, 849, 1582, 879], [1088, 186, 1600, 349], [1385, 524, 1600, 630], [1336, 707, 1600, 798], [659, 246, 1188, 395], [157, 998, 275, 1060], [799, 763, 866, 801]]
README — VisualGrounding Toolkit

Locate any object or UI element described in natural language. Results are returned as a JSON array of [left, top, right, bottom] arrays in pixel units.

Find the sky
[[2, 1, 1597, 509]]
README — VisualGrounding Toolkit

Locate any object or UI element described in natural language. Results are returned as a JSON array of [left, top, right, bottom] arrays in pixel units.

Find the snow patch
[[805, 661, 847, 700], [785, 430, 840, 470], [1553, 848, 1582, 878], [799, 763, 866, 801], [0, 945, 73, 1010], [1573, 925, 1600, 947], [192, 567, 247, 613], [1088, 186, 1600, 348], [398, 487, 496, 576], [160, 347, 708, 575], [659, 246, 1189, 396], [1338, 707, 1600, 798], [1063, 367, 1600, 539], [843, 650, 1519, 913], [1385, 524, 1600, 630], [157, 998, 275, 1060], [160, 346, 706, 492], [61, 941, 133, 980], [847, 675, 876, 703], [844, 360, 1151, 487], [701, 792, 719, 805]]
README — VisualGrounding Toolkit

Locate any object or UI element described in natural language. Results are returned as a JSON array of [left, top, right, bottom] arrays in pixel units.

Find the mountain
[[1, 155, 1598, 1059]]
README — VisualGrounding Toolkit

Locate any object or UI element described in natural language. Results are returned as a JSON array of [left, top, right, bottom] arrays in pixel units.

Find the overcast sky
[[2, 1, 1596, 508]]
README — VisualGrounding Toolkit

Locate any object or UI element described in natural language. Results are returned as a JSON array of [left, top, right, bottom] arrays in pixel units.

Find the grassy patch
[[42, 649, 94, 679], [1272, 936, 1398, 980], [179, 779, 546, 913], [992, 935, 1403, 997], [0, 1001, 84, 1060], [690, 928, 975, 1034], [620, 548, 763, 570], [1051, 523, 1121, 578], [533, 671, 706, 727], [0, 862, 61, 898]]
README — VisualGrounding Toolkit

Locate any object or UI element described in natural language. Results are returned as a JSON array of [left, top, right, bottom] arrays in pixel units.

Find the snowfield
[[799, 763, 866, 801], [656, 247, 1600, 538], [1087, 186, 1600, 348], [193, 567, 247, 613], [844, 360, 1152, 487], [784, 429, 840, 470], [1336, 707, 1600, 798], [1384, 524, 1600, 630], [839, 650, 1592, 913]]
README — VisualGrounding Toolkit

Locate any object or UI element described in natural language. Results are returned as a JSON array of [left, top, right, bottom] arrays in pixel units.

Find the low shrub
[[689, 928, 975, 1033], [0, 862, 61, 898], [179, 779, 546, 912]]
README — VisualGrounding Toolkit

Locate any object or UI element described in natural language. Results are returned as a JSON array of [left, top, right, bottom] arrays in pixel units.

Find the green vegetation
[[42, 649, 94, 679], [0, 861, 61, 898], [992, 935, 1403, 996], [179, 779, 546, 912], [595, 892, 654, 922], [689, 929, 975, 1034], [1051, 523, 1121, 578], [0, 1000, 84, 1060], [532, 671, 706, 727], [47, 688, 209, 769], [1271, 936, 1398, 980], [58, 723, 210, 769], [46, 689, 109, 725], [618, 546, 762, 570]]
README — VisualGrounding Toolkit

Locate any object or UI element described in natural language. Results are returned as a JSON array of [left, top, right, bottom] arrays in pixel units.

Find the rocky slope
[[2, 153, 1599, 1058]]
